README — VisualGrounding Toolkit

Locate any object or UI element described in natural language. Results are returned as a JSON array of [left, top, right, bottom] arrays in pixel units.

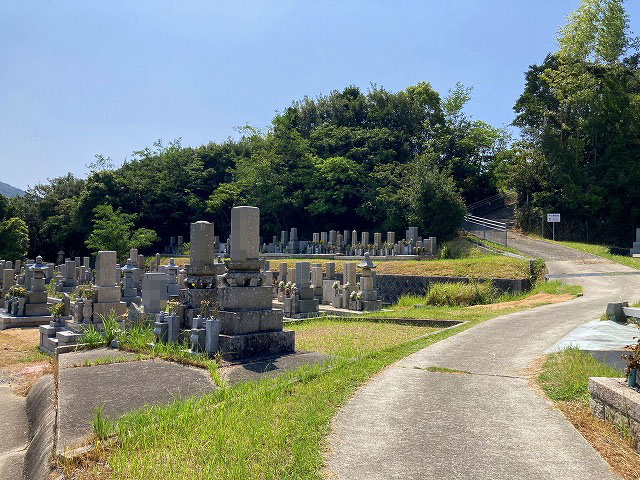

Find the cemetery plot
[[290, 318, 440, 356]]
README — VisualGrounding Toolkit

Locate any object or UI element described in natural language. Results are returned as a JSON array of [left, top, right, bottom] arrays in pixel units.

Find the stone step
[[56, 331, 82, 346]]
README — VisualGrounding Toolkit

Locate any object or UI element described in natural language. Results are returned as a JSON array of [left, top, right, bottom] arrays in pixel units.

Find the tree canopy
[[501, 0, 640, 244], [2, 80, 506, 259]]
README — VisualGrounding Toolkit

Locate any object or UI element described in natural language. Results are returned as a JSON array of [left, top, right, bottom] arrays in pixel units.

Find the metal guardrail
[[467, 194, 503, 211], [462, 214, 508, 247]]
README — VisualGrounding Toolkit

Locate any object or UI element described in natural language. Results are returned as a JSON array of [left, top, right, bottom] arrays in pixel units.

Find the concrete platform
[[58, 348, 139, 369], [56, 358, 215, 456], [0, 312, 53, 330], [219, 351, 330, 384]]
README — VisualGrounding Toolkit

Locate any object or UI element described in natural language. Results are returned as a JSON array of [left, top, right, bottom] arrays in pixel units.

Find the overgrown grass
[[17, 347, 50, 364], [78, 325, 105, 349], [290, 318, 438, 357], [83, 354, 147, 367], [424, 281, 496, 306], [549, 240, 640, 270], [538, 348, 622, 403]]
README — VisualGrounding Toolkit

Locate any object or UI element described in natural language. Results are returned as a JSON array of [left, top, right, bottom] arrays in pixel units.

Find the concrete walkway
[[328, 233, 640, 479]]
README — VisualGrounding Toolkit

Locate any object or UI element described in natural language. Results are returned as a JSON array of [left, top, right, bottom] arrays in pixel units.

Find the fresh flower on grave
[[344, 282, 351, 288], [349, 291, 357, 301], [8, 285, 26, 297], [278, 281, 286, 290], [49, 301, 65, 318], [356, 291, 363, 299], [332, 281, 339, 289]]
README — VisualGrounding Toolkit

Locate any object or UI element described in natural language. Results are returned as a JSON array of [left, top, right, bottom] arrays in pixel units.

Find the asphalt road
[[327, 233, 639, 480]]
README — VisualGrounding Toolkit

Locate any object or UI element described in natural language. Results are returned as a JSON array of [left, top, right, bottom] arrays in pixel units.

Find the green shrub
[[529, 258, 546, 284], [425, 281, 496, 306], [99, 310, 122, 346], [79, 325, 105, 348], [538, 348, 622, 403]]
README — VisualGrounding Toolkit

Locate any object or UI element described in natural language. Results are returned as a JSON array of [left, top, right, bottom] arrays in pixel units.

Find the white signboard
[[547, 213, 561, 223]]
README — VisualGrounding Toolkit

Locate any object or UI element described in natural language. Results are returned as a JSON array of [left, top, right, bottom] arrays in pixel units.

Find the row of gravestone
[[260, 227, 436, 256]]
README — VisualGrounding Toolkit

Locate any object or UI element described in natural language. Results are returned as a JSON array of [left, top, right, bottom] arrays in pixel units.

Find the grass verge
[[269, 255, 531, 279], [537, 348, 640, 480]]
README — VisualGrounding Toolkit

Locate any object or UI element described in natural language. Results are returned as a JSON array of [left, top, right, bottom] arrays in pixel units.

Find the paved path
[[328, 233, 640, 479]]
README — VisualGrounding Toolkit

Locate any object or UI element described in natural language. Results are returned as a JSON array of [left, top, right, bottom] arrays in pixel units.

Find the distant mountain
[[0, 181, 25, 198]]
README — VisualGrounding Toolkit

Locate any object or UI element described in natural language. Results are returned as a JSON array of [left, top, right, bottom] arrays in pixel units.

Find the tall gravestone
[[180, 221, 223, 326], [93, 251, 127, 321], [217, 206, 294, 359]]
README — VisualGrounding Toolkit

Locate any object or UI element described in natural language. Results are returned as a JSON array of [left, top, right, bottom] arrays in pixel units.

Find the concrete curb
[[24, 374, 55, 480]]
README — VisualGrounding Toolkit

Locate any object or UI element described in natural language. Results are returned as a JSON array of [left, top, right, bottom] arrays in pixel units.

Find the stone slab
[[219, 351, 329, 384], [218, 286, 272, 311], [92, 302, 127, 320], [24, 303, 51, 316], [96, 251, 117, 287], [589, 376, 640, 452], [218, 309, 283, 335], [58, 347, 138, 369], [96, 286, 121, 303], [0, 312, 52, 330], [56, 359, 215, 456], [218, 329, 295, 360]]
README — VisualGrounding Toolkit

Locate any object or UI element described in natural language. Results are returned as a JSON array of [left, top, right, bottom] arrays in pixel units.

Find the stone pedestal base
[[218, 286, 272, 311], [92, 302, 127, 321], [24, 303, 51, 316], [362, 299, 382, 311], [219, 329, 295, 360], [218, 309, 283, 335]]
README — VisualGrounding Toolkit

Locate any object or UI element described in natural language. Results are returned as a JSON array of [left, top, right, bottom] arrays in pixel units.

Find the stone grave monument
[[217, 206, 294, 359]]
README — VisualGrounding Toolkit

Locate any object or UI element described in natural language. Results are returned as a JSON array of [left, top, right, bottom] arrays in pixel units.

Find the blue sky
[[1, 1, 638, 190]]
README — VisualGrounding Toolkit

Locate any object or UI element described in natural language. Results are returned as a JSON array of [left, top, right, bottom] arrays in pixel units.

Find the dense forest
[[0, 81, 504, 260], [0, 0, 638, 262]]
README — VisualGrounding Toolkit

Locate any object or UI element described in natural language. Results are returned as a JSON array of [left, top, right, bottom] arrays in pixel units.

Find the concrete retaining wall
[[589, 376, 640, 452], [373, 274, 530, 304], [24, 374, 55, 480]]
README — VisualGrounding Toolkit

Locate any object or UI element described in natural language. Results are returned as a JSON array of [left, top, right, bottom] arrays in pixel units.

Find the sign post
[[547, 213, 561, 241]]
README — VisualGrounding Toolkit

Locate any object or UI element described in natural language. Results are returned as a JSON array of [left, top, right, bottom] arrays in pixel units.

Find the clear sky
[[1, 1, 638, 190]]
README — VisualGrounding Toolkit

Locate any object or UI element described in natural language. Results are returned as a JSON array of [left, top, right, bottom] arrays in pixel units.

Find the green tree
[[0, 217, 29, 261], [405, 158, 466, 241], [508, 0, 640, 244], [85, 204, 158, 261]]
